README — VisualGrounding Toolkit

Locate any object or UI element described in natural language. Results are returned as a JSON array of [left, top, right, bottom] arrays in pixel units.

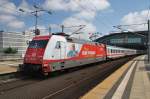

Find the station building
[[95, 31, 147, 50], [0, 31, 34, 57]]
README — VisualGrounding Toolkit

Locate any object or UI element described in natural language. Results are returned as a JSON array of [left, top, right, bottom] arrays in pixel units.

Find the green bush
[[3, 47, 18, 54]]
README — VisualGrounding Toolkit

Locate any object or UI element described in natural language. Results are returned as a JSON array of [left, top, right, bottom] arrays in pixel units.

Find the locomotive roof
[[66, 37, 97, 44], [33, 34, 103, 45], [33, 35, 51, 40], [52, 32, 100, 45]]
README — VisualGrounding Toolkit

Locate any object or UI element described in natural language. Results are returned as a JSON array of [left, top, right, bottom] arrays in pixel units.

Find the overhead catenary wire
[[88, 0, 114, 27], [1, 0, 147, 36], [0, 0, 112, 35], [19, 3, 52, 34], [74, 0, 112, 31], [0, 2, 23, 15]]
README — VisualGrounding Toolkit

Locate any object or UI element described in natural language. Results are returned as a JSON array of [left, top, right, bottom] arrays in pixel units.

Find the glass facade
[[96, 31, 147, 50], [0, 31, 34, 55], [110, 38, 141, 44]]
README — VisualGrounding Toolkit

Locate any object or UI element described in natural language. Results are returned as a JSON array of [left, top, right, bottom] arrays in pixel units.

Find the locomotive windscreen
[[28, 40, 48, 48]]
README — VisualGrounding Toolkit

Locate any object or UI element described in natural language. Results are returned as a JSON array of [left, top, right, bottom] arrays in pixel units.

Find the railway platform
[[81, 55, 150, 99], [0, 60, 21, 74]]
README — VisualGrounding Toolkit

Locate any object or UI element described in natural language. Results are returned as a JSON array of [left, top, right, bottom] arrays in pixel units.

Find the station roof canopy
[[95, 31, 148, 50]]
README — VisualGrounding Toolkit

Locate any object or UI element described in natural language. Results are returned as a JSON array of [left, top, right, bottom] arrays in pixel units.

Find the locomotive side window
[[28, 40, 48, 48], [111, 49, 113, 53], [55, 41, 61, 49]]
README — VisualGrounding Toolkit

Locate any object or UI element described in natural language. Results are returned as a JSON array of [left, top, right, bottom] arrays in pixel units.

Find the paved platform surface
[[81, 55, 148, 99], [0, 60, 22, 74], [129, 56, 150, 99]]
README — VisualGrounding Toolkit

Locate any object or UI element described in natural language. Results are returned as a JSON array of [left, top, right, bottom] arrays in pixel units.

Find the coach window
[[111, 49, 113, 53], [55, 41, 61, 49]]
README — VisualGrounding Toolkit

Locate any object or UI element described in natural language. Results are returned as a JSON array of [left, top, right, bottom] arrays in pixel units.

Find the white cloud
[[0, 0, 17, 15], [63, 17, 96, 32], [0, 15, 15, 23], [62, 17, 96, 40], [0, 0, 27, 30], [7, 20, 25, 29], [0, 0, 111, 34], [44, 0, 110, 12], [121, 10, 148, 31], [44, 0, 67, 11], [0, 14, 25, 29], [18, 0, 33, 15], [74, 11, 96, 21], [44, 0, 110, 40]]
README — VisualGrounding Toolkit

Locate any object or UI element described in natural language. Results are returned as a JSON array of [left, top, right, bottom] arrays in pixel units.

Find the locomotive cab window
[[55, 41, 61, 49], [28, 40, 48, 48]]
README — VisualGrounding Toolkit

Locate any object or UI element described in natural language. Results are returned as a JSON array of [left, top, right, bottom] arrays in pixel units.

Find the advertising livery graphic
[[67, 44, 78, 57]]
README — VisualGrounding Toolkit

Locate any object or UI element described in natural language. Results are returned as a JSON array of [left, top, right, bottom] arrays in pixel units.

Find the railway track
[[0, 56, 136, 99], [0, 72, 20, 81], [42, 57, 134, 99], [0, 73, 43, 95]]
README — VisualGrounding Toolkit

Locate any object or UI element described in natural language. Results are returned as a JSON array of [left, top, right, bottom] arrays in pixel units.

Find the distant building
[[95, 31, 147, 50], [0, 31, 34, 57]]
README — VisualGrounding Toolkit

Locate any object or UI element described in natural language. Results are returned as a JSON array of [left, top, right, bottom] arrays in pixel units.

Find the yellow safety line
[[80, 56, 142, 99]]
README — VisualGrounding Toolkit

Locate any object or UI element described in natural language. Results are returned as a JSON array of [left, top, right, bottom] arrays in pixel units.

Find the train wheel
[[40, 72, 49, 78], [44, 72, 49, 76]]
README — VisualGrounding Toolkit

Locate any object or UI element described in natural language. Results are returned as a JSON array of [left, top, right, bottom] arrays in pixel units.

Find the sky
[[0, 0, 149, 40]]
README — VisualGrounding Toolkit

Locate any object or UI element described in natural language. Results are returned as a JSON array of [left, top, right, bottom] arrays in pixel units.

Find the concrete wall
[[0, 31, 3, 52], [0, 31, 34, 60]]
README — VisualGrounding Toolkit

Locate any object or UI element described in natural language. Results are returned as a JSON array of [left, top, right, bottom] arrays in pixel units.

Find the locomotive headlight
[[43, 63, 50, 73], [43, 64, 49, 67]]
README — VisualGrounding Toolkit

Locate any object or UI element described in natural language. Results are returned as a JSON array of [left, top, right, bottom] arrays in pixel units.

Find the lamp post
[[19, 5, 52, 35], [148, 20, 150, 62]]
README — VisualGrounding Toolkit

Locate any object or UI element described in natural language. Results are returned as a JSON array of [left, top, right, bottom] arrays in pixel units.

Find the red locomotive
[[21, 33, 137, 75]]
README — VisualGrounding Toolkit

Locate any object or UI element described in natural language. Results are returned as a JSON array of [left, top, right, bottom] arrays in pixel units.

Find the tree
[[3, 47, 18, 54]]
